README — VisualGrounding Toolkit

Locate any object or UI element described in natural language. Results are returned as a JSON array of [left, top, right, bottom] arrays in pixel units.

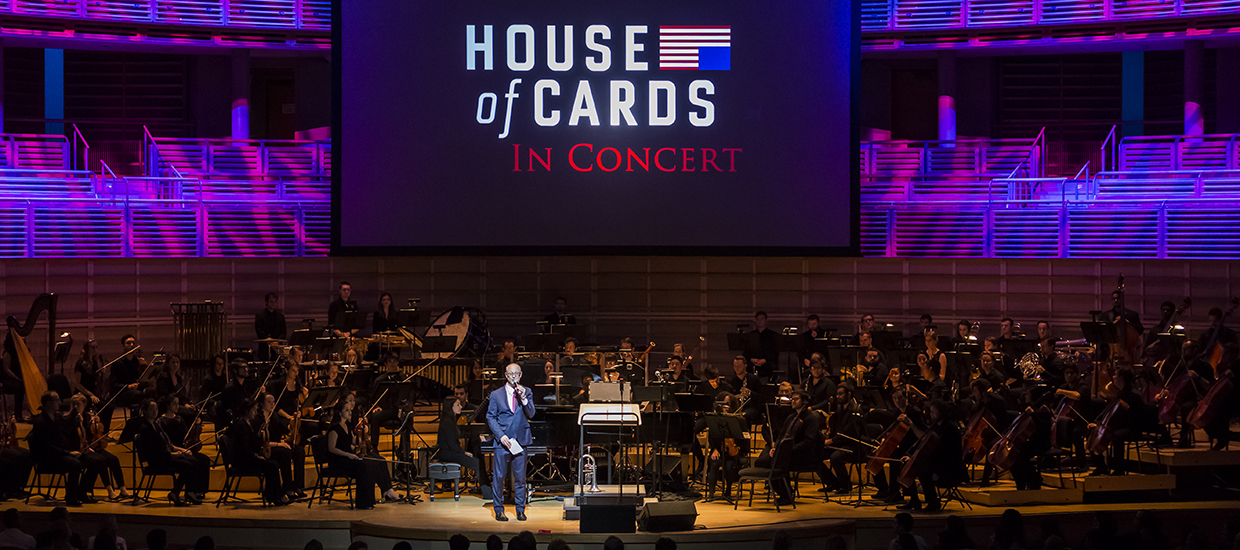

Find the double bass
[[1200, 298, 1239, 378]]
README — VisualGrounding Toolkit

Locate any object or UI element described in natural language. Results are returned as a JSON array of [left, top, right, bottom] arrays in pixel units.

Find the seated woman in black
[[68, 394, 129, 501], [135, 398, 210, 506], [435, 386, 482, 484], [230, 397, 288, 505], [326, 404, 401, 509]]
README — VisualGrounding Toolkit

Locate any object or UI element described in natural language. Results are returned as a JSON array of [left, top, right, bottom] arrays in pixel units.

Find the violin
[[88, 409, 109, 452], [259, 414, 272, 459], [354, 416, 372, 457]]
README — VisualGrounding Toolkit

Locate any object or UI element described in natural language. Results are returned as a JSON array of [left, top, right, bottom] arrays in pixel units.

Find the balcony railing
[[0, 0, 330, 30]]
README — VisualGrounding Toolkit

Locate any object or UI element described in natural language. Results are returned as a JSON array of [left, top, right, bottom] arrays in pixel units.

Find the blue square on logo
[[698, 46, 731, 70]]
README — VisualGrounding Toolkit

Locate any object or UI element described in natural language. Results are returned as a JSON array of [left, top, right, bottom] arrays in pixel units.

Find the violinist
[[753, 390, 821, 507], [806, 357, 836, 411], [262, 392, 307, 499], [898, 399, 963, 512], [71, 340, 103, 405], [694, 365, 733, 401], [67, 395, 128, 501], [1088, 368, 1150, 476], [693, 392, 744, 502], [326, 403, 401, 509], [203, 354, 229, 429], [725, 355, 766, 428], [137, 397, 210, 506], [231, 397, 289, 505], [823, 386, 865, 494], [154, 354, 195, 421], [102, 335, 148, 427], [271, 362, 309, 434], [28, 392, 100, 506]]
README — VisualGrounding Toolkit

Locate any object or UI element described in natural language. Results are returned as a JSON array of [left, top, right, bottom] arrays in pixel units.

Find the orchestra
[[0, 280, 1237, 518]]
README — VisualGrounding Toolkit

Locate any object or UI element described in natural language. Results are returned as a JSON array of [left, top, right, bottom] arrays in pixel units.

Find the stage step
[[1048, 473, 1177, 493], [1126, 444, 1240, 468], [562, 485, 652, 520], [958, 480, 1082, 506]]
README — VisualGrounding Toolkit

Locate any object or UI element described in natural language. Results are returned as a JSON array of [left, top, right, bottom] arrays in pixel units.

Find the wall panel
[[3, 257, 1239, 375]]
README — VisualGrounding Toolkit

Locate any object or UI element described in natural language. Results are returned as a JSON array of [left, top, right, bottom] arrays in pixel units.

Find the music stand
[[673, 393, 714, 414], [421, 336, 458, 358], [303, 386, 344, 416], [727, 332, 757, 352], [828, 346, 864, 378], [631, 384, 669, 405], [551, 324, 584, 340], [334, 311, 365, 334], [521, 333, 561, 353], [288, 329, 316, 348], [395, 309, 431, 329], [872, 330, 902, 350], [311, 337, 346, 356], [1080, 321, 1116, 347], [855, 386, 890, 410]]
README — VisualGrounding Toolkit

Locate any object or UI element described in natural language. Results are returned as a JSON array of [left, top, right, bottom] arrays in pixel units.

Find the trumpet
[[580, 447, 603, 493]]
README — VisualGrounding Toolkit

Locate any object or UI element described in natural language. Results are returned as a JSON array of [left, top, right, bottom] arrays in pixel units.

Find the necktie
[[511, 389, 517, 412]]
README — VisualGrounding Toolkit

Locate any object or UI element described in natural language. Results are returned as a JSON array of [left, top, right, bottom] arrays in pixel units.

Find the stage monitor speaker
[[645, 454, 681, 476], [580, 504, 635, 533], [637, 501, 698, 532]]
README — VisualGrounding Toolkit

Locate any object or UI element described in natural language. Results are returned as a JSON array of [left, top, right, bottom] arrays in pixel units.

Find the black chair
[[131, 433, 178, 505], [306, 434, 354, 508], [215, 434, 269, 507], [24, 462, 68, 504], [734, 437, 796, 511]]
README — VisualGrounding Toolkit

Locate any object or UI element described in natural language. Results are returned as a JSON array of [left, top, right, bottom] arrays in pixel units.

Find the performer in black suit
[[255, 292, 287, 360], [27, 392, 100, 506]]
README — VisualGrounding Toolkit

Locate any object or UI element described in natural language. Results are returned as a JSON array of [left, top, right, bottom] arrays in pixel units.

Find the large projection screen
[[334, 0, 859, 255]]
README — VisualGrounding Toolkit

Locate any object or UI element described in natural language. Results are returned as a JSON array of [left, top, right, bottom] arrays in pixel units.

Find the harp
[[5, 293, 55, 413]]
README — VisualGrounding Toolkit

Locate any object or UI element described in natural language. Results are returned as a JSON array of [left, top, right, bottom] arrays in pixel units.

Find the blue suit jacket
[[486, 384, 536, 447]]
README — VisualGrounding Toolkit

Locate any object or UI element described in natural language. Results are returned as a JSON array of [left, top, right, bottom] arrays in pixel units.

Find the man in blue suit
[[487, 363, 536, 521]]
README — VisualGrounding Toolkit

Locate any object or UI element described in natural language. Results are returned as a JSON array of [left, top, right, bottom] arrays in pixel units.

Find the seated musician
[[29, 392, 101, 506], [154, 354, 196, 421], [219, 360, 253, 428], [806, 356, 836, 411], [260, 392, 306, 500], [898, 399, 963, 512], [978, 353, 1010, 390], [694, 365, 733, 401], [665, 355, 695, 390], [317, 362, 342, 388], [67, 395, 128, 501], [467, 360, 491, 402], [136, 398, 209, 506], [542, 296, 575, 327], [915, 351, 949, 401], [232, 397, 289, 506], [1161, 342, 1218, 448], [326, 403, 402, 509], [1088, 368, 1151, 476], [952, 320, 973, 346], [203, 354, 229, 425], [558, 338, 589, 369], [570, 374, 593, 406], [0, 427, 32, 500], [71, 340, 104, 405], [672, 343, 698, 378], [725, 355, 766, 428], [1053, 364, 1091, 461], [1010, 387, 1053, 490], [753, 390, 823, 507], [823, 386, 866, 494], [270, 362, 309, 435], [365, 354, 404, 451], [493, 340, 519, 371], [966, 379, 1008, 487], [855, 314, 877, 343], [435, 384, 487, 488], [872, 387, 920, 504], [693, 392, 745, 502], [615, 338, 645, 383], [101, 334, 149, 428]]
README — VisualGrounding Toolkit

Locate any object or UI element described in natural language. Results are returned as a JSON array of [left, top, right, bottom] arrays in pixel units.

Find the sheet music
[[507, 439, 524, 455]]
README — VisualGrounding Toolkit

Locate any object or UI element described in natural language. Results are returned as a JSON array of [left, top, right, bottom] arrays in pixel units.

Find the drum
[[423, 307, 491, 359]]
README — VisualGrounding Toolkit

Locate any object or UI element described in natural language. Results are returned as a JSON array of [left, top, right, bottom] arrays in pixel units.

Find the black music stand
[[421, 336, 457, 356], [288, 329, 316, 348], [311, 337, 346, 356], [727, 332, 757, 353], [551, 324, 584, 339], [631, 385, 668, 404], [333, 310, 365, 334], [828, 346, 864, 378], [303, 386, 344, 418], [522, 333, 561, 353], [872, 330, 902, 350], [395, 309, 431, 329]]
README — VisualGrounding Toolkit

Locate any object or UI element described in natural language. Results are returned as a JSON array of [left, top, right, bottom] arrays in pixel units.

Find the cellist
[[1088, 368, 1152, 476], [963, 378, 1008, 487], [897, 399, 964, 513], [872, 387, 922, 505]]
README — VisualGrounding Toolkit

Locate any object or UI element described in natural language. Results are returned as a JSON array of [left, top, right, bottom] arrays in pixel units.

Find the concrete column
[[1184, 40, 1205, 137], [231, 48, 251, 139], [44, 48, 63, 135], [938, 51, 957, 141], [1121, 51, 1144, 138], [1217, 48, 1240, 134]]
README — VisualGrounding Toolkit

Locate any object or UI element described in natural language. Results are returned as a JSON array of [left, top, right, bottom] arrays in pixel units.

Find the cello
[[898, 429, 940, 488], [986, 411, 1038, 472], [1188, 372, 1234, 430], [1086, 397, 1129, 455], [866, 419, 910, 476], [1200, 298, 1239, 378], [961, 408, 996, 464]]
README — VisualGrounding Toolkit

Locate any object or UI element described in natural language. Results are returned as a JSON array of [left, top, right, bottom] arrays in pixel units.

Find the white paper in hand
[[507, 439, 524, 455]]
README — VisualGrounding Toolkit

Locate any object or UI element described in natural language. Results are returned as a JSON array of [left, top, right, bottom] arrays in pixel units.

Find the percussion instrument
[[423, 307, 491, 359]]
